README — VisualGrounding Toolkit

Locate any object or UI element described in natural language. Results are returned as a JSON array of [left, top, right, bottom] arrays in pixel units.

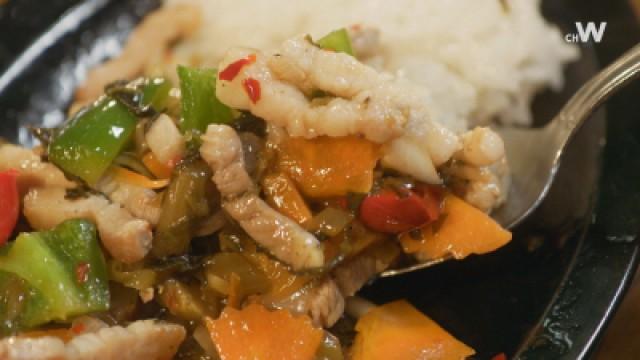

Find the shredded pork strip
[[0, 144, 74, 195], [0, 320, 185, 360], [23, 187, 152, 263], [200, 124, 324, 270]]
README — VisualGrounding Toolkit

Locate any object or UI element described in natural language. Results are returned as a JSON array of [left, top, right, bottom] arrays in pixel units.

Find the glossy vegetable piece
[[314, 332, 344, 360], [317, 28, 354, 56], [351, 300, 475, 360], [244, 250, 313, 305], [142, 152, 173, 179], [400, 194, 512, 260], [0, 220, 109, 334], [111, 166, 170, 189], [108, 260, 157, 291], [153, 159, 214, 257], [178, 65, 234, 133], [278, 135, 379, 198], [142, 77, 172, 112], [204, 252, 270, 304], [205, 303, 323, 360], [218, 229, 313, 304], [0, 271, 48, 336], [48, 97, 138, 184], [262, 172, 312, 224], [306, 207, 355, 237], [0, 170, 19, 246], [159, 279, 218, 321], [359, 186, 442, 234]]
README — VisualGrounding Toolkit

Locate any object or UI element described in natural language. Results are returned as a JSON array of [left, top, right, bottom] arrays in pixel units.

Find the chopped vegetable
[[142, 151, 174, 179], [141, 77, 173, 112], [351, 300, 475, 360], [316, 28, 354, 56], [159, 279, 218, 321], [314, 332, 344, 360], [48, 98, 138, 184], [306, 207, 354, 237], [400, 194, 512, 260], [492, 353, 508, 360], [0, 169, 19, 246], [261, 172, 312, 225], [278, 135, 379, 198], [178, 65, 234, 133], [152, 159, 216, 257], [0, 270, 47, 336], [219, 54, 256, 81], [242, 77, 261, 104], [114, 151, 156, 179], [108, 260, 158, 291], [205, 303, 323, 360], [111, 166, 170, 189], [204, 252, 270, 305], [0, 220, 109, 334], [359, 186, 442, 234], [323, 220, 385, 265]]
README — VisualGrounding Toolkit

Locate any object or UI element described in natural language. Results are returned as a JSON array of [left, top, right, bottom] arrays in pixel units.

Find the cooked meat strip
[[74, 4, 201, 104], [332, 241, 400, 297], [274, 241, 401, 327], [95, 174, 162, 225], [0, 337, 65, 360], [216, 36, 507, 196], [65, 320, 184, 360], [23, 187, 152, 263], [200, 124, 324, 270], [0, 144, 73, 195], [0, 320, 185, 360]]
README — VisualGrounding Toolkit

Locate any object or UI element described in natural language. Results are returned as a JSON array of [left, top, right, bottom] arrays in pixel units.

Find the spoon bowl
[[382, 42, 640, 277]]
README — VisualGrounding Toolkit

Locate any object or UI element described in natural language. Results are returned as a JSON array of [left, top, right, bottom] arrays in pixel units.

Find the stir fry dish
[[0, 1, 579, 359]]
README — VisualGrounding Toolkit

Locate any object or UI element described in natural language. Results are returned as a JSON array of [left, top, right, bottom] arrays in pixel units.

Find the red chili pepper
[[0, 169, 19, 246], [219, 54, 257, 81], [242, 77, 261, 104], [491, 353, 507, 360], [358, 185, 443, 234], [75, 262, 90, 284]]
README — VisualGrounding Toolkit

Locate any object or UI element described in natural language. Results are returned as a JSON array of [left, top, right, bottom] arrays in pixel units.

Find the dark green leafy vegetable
[[142, 77, 173, 112], [152, 159, 216, 257], [108, 260, 158, 291], [158, 279, 218, 321], [178, 66, 234, 133], [317, 28, 354, 56], [0, 220, 109, 334], [48, 98, 138, 184], [204, 252, 270, 300]]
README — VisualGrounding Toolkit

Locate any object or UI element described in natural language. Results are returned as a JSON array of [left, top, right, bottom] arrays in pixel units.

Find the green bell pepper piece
[[317, 28, 354, 56], [49, 97, 138, 185], [178, 65, 234, 133], [0, 220, 109, 334], [0, 270, 48, 335], [142, 77, 173, 112]]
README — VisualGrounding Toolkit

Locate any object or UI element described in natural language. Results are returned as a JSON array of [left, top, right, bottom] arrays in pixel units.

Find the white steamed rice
[[165, 0, 578, 131]]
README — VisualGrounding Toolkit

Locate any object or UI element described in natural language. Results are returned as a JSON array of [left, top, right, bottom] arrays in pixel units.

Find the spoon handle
[[550, 42, 640, 150]]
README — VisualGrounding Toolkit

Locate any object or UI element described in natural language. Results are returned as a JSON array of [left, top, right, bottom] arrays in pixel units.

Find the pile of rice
[[165, 0, 578, 131]]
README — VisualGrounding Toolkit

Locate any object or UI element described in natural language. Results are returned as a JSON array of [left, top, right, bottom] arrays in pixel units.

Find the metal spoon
[[381, 43, 640, 277]]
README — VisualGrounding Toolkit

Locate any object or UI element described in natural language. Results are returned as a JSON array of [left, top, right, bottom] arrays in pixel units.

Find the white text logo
[[565, 22, 607, 43]]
